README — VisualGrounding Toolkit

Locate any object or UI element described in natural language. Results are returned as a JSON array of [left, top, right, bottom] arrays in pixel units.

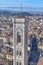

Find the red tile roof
[[38, 57, 43, 65]]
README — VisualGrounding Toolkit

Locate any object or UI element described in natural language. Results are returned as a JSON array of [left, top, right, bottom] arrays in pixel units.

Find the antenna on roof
[[20, 2, 22, 16]]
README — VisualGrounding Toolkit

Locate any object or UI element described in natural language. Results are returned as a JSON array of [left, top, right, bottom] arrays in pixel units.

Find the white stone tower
[[13, 16, 29, 65]]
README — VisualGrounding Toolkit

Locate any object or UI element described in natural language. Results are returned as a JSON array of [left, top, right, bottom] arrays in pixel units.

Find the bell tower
[[13, 16, 29, 65]]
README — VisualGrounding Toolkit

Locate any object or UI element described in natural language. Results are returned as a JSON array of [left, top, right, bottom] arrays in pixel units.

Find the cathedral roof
[[14, 16, 25, 18], [38, 57, 43, 65]]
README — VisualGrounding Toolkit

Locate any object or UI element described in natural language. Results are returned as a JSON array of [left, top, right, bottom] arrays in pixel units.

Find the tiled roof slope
[[38, 57, 43, 65]]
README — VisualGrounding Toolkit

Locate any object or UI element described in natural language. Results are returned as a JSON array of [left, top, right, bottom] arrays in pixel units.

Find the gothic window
[[19, 62, 21, 65], [17, 32, 21, 43], [16, 50, 18, 55], [16, 50, 22, 56], [16, 62, 21, 65], [16, 62, 18, 65], [19, 51, 22, 56]]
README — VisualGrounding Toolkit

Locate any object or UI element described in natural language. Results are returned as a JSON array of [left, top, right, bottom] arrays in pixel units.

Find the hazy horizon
[[0, 0, 43, 12]]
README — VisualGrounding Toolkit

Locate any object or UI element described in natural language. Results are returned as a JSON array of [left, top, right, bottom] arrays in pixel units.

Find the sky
[[0, 0, 43, 7], [0, 0, 43, 11]]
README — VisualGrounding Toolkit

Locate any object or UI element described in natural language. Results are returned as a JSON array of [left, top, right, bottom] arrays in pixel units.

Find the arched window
[[19, 51, 22, 56], [17, 32, 21, 43], [19, 62, 21, 65]]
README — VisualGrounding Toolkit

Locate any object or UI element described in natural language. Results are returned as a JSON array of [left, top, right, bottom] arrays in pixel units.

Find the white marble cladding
[[14, 17, 28, 65], [15, 18, 25, 23]]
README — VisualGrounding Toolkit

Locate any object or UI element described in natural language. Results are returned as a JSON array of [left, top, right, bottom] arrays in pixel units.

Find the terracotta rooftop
[[38, 57, 43, 65], [13, 16, 25, 18]]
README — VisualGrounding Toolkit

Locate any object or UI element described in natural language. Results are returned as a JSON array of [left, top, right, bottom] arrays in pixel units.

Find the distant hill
[[0, 9, 43, 16], [0, 10, 33, 16]]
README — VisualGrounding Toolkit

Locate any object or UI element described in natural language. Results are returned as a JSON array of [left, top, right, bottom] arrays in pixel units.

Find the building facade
[[13, 16, 29, 65]]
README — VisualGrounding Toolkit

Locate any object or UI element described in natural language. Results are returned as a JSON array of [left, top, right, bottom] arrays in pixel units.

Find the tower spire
[[20, 2, 22, 16]]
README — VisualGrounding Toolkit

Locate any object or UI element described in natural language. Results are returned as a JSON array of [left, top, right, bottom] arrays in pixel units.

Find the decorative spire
[[20, 2, 22, 16]]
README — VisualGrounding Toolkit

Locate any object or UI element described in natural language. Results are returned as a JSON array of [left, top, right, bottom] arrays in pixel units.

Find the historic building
[[13, 16, 29, 65]]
